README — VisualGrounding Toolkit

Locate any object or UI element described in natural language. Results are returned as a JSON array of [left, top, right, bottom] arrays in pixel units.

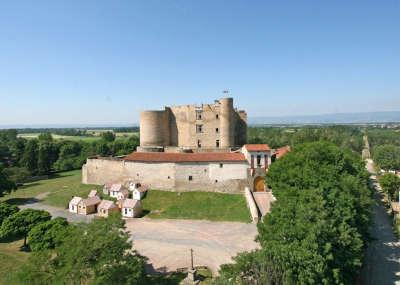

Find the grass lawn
[[0, 239, 30, 285], [1, 170, 101, 208], [142, 190, 251, 223]]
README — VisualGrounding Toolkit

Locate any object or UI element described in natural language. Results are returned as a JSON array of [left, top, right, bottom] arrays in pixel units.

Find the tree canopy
[[0, 208, 51, 247], [379, 173, 400, 201], [215, 141, 372, 284], [17, 213, 148, 284]]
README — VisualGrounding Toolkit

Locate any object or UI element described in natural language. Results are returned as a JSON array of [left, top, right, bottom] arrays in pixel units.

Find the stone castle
[[82, 97, 276, 193], [139, 97, 247, 151]]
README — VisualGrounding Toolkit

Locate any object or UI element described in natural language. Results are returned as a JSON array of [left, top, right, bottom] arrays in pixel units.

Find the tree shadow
[[3, 197, 39, 206]]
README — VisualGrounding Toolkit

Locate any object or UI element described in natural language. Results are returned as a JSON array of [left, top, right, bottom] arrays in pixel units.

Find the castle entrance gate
[[253, 176, 265, 192]]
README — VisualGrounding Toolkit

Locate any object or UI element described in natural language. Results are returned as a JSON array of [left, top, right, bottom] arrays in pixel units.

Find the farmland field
[[17, 132, 138, 141]]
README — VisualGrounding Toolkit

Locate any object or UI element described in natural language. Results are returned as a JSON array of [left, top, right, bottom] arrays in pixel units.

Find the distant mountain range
[[1, 111, 400, 129], [249, 111, 400, 125]]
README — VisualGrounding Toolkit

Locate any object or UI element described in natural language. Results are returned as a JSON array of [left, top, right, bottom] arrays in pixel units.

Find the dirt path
[[359, 159, 400, 285]]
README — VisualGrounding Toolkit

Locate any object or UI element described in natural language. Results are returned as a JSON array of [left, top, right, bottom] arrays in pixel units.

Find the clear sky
[[0, 0, 399, 126]]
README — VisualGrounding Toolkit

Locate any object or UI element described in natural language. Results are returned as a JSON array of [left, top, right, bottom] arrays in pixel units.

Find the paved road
[[359, 159, 400, 285], [125, 218, 259, 274]]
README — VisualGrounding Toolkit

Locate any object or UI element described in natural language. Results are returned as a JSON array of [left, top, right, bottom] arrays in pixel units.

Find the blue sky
[[0, 0, 399, 126]]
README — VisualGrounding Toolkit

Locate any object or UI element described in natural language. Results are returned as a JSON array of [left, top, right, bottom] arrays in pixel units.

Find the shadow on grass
[[0, 237, 30, 252], [140, 209, 151, 218], [147, 272, 186, 285], [4, 197, 39, 206]]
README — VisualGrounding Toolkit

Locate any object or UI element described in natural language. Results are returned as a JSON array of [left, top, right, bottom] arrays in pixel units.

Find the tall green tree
[[0, 209, 51, 247], [28, 217, 69, 251], [0, 167, 16, 196], [101, 131, 116, 142], [380, 173, 400, 201], [38, 141, 58, 174], [21, 139, 39, 175]]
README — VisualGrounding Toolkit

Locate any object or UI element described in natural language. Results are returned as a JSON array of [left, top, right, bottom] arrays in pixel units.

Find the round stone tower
[[140, 110, 169, 147], [219, 97, 235, 148]]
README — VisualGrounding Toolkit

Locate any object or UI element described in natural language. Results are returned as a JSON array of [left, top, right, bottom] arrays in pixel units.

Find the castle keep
[[139, 97, 247, 151], [82, 97, 274, 193]]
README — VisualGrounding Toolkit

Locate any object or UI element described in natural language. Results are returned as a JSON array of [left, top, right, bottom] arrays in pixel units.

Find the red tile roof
[[124, 152, 246, 163], [244, 144, 271, 152], [275, 146, 291, 158]]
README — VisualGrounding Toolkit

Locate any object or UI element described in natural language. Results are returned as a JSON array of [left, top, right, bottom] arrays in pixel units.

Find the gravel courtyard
[[125, 218, 259, 274]]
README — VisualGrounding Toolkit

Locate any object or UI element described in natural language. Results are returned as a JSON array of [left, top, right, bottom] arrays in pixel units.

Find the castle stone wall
[[82, 158, 249, 193]]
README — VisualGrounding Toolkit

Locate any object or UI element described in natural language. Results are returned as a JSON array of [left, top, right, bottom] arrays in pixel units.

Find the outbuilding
[[117, 189, 129, 200], [77, 196, 101, 215], [97, 200, 119, 217], [133, 185, 148, 200], [109, 184, 126, 199], [121, 199, 142, 218], [69, 196, 82, 213]]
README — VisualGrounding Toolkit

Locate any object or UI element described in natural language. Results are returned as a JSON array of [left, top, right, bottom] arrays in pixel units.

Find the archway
[[253, 176, 266, 192]]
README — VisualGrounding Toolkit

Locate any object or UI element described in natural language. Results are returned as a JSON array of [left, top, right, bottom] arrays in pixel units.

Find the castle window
[[216, 140, 220, 148], [215, 180, 218, 183], [216, 114, 219, 119], [196, 124, 203, 133], [168, 176, 170, 179], [196, 110, 202, 120], [219, 163, 223, 168], [197, 139, 201, 148], [257, 155, 262, 167], [188, 176, 193, 181], [216, 128, 219, 133]]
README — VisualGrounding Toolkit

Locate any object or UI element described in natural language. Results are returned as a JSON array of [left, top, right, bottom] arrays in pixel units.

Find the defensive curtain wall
[[82, 156, 249, 193]]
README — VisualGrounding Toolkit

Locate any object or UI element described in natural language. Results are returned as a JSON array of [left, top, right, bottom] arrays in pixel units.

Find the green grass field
[[0, 239, 29, 285], [1, 170, 101, 208], [142, 190, 251, 222]]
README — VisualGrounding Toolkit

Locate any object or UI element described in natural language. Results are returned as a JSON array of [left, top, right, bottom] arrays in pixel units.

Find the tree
[[38, 141, 58, 174], [17, 213, 148, 284], [379, 173, 400, 201], [0, 166, 16, 196], [21, 139, 39, 175], [373, 144, 400, 171], [28, 217, 69, 251], [38, 133, 53, 142], [0, 202, 19, 226], [96, 141, 110, 156], [101, 131, 116, 142], [0, 209, 51, 247]]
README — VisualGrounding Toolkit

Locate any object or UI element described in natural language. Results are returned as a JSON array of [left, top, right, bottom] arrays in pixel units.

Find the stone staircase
[[252, 192, 276, 217]]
